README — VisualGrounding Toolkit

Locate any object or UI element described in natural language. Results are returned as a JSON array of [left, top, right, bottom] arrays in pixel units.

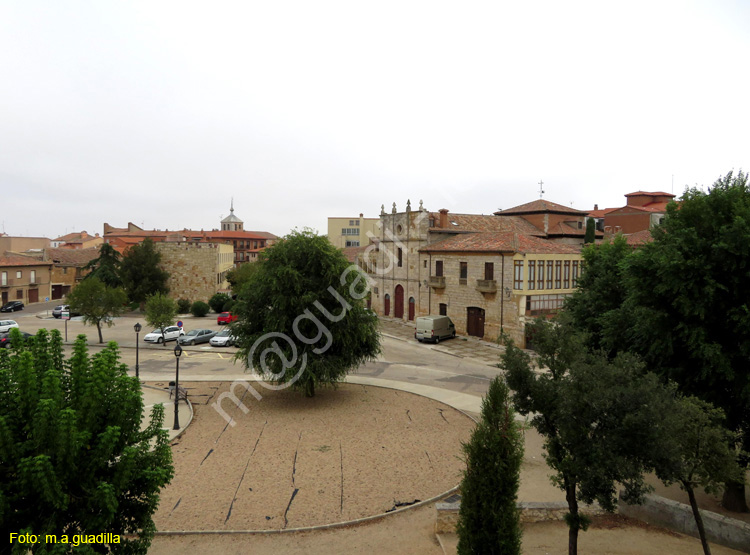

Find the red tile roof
[[588, 207, 618, 218], [420, 232, 580, 255], [428, 213, 545, 235], [625, 191, 675, 198], [625, 229, 654, 246], [45, 247, 100, 266], [494, 199, 588, 216], [0, 255, 53, 267]]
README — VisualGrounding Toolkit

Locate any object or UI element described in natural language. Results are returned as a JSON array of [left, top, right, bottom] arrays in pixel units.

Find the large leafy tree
[[457, 376, 523, 554], [145, 293, 178, 346], [233, 229, 381, 397], [82, 242, 122, 288], [654, 396, 743, 555], [501, 319, 672, 555], [0, 330, 174, 554], [66, 277, 128, 343], [562, 234, 633, 355], [618, 170, 750, 511], [226, 262, 261, 297], [119, 238, 170, 306]]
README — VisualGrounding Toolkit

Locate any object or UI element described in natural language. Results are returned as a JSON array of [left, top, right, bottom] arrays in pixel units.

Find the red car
[[217, 312, 238, 325]]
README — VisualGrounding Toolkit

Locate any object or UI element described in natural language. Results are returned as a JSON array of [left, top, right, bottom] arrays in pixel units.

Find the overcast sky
[[2, 1, 748, 240]]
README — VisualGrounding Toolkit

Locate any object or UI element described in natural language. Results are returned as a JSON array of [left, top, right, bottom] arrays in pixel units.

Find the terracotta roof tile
[[625, 229, 654, 246], [0, 255, 53, 267], [494, 199, 588, 216], [428, 213, 545, 235], [625, 191, 675, 198], [45, 247, 100, 266], [420, 232, 581, 255]]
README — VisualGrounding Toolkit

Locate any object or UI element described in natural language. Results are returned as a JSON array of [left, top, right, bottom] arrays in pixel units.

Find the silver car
[[209, 329, 236, 347], [144, 326, 185, 344], [178, 329, 217, 346]]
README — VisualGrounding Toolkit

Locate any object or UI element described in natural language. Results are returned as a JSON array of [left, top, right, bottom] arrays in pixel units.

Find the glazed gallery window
[[563, 261, 570, 289], [527, 261, 535, 290], [537, 260, 544, 289], [555, 261, 562, 289], [546, 261, 554, 289], [514, 260, 524, 289], [572, 260, 580, 287]]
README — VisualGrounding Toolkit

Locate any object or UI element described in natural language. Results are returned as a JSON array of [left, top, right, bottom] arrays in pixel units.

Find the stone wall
[[156, 242, 232, 304]]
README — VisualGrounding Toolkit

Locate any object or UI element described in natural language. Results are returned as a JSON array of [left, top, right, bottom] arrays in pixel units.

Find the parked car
[[415, 315, 456, 343], [144, 326, 185, 344], [0, 301, 24, 312], [178, 329, 217, 346], [0, 331, 32, 348], [210, 329, 236, 347], [0, 320, 20, 333], [217, 312, 238, 325], [52, 304, 80, 318]]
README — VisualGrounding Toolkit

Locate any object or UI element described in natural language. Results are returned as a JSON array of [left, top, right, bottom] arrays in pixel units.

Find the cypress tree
[[456, 376, 523, 554]]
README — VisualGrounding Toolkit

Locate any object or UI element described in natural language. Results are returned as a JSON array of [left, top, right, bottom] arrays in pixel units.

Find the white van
[[415, 315, 456, 343]]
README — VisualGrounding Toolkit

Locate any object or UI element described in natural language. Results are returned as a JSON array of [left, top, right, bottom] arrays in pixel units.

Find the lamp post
[[173, 343, 182, 430], [134, 322, 142, 380]]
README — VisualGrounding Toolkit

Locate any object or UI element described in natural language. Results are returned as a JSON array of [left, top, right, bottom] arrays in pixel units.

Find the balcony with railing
[[429, 276, 446, 289], [476, 279, 497, 293]]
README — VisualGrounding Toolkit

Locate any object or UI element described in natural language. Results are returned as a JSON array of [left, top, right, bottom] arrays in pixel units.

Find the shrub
[[209, 292, 231, 313], [190, 300, 210, 317], [177, 298, 191, 313], [223, 299, 236, 313]]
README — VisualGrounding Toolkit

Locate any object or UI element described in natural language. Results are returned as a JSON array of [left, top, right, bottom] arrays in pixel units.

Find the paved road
[[10, 302, 504, 400]]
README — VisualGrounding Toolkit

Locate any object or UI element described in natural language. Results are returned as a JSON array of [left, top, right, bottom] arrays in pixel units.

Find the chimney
[[439, 208, 449, 228], [594, 204, 598, 211], [360, 213, 363, 218]]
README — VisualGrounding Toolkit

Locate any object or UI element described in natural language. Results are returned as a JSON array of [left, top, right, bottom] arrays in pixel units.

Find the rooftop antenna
[[538, 179, 545, 199]]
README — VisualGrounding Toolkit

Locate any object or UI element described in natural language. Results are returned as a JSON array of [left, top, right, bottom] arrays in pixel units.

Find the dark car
[[0, 301, 24, 312], [178, 329, 217, 346], [0, 331, 33, 348]]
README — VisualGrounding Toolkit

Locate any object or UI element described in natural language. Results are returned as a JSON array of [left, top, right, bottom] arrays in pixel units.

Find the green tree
[[501, 319, 671, 555], [83, 242, 122, 288], [144, 293, 178, 346], [233, 229, 381, 397], [457, 376, 523, 555], [584, 217, 596, 244], [208, 292, 231, 314], [66, 277, 127, 343], [562, 234, 633, 354], [119, 238, 170, 306], [654, 396, 743, 555], [190, 301, 209, 317], [0, 330, 174, 554], [620, 170, 750, 511], [226, 262, 261, 296]]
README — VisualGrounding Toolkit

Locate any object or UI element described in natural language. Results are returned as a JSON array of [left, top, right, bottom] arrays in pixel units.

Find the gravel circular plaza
[[152, 381, 474, 532]]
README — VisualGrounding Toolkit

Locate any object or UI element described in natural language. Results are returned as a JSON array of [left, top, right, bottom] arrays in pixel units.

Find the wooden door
[[467, 306, 485, 338], [384, 294, 390, 316], [394, 285, 404, 319], [408, 297, 415, 321]]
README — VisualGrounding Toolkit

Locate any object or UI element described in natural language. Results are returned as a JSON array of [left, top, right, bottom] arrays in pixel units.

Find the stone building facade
[[155, 242, 234, 304], [0, 255, 53, 306], [371, 200, 584, 347]]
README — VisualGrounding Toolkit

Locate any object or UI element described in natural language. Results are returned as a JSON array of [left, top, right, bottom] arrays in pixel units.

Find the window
[[572, 261, 579, 287], [485, 262, 494, 281], [563, 261, 570, 288], [555, 261, 562, 289], [16, 289, 23, 299], [423, 260, 427, 268], [514, 260, 524, 289], [345, 240, 360, 247], [435, 260, 443, 277], [1, 271, 6, 286], [460, 262, 468, 279], [63, 267, 68, 274], [30, 270, 36, 283], [526, 293, 570, 315], [528, 261, 535, 290], [537, 260, 544, 289], [342, 228, 360, 236], [546, 261, 553, 289], [439, 303, 447, 316], [397, 248, 403, 267], [16, 271, 21, 279]]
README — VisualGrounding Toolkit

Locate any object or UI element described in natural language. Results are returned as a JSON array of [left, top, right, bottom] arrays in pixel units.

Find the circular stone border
[[154, 381, 478, 536]]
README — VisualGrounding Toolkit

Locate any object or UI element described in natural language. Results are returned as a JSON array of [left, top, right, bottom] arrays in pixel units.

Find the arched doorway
[[408, 297, 415, 321], [466, 306, 485, 338], [384, 294, 390, 316], [394, 285, 404, 319]]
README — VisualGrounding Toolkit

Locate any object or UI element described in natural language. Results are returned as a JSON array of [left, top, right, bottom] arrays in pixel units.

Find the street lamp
[[173, 343, 182, 430], [134, 322, 142, 380]]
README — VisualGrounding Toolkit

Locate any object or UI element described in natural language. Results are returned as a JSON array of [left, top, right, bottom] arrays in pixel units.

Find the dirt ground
[[147, 381, 748, 554]]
